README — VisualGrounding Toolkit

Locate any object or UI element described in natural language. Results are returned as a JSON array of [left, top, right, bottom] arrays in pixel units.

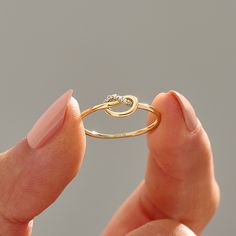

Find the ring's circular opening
[[81, 102, 161, 139]]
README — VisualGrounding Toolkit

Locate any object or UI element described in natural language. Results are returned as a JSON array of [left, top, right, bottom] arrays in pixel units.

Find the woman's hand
[[0, 90, 220, 236]]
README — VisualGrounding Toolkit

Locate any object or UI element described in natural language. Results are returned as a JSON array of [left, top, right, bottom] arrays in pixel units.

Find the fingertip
[[147, 90, 205, 148], [147, 91, 188, 151]]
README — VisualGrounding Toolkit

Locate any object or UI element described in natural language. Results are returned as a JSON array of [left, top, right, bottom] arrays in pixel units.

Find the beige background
[[0, 1, 235, 235]]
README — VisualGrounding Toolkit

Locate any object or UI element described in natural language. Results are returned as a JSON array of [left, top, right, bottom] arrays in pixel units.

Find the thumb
[[127, 219, 196, 236], [0, 90, 86, 230]]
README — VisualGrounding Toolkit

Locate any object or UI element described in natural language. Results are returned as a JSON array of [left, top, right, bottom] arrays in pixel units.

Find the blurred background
[[0, 1, 234, 235]]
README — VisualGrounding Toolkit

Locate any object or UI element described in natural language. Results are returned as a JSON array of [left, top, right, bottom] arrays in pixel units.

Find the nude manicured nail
[[27, 90, 73, 149], [169, 90, 198, 132]]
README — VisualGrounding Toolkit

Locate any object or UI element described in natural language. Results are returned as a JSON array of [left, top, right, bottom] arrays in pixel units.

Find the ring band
[[80, 94, 161, 139]]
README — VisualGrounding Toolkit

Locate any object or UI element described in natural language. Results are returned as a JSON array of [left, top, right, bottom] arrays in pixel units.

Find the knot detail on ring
[[103, 94, 139, 118], [103, 94, 132, 106]]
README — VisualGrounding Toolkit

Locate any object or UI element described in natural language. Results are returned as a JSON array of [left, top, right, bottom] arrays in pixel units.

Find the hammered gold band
[[80, 94, 161, 139]]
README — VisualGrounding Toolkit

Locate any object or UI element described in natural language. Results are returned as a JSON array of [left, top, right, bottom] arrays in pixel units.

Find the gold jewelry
[[80, 94, 161, 139]]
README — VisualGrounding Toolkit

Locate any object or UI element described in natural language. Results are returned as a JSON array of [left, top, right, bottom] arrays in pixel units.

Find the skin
[[0, 92, 220, 236]]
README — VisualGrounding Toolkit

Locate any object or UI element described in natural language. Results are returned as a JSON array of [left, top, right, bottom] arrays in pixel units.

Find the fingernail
[[27, 89, 73, 149], [169, 90, 198, 132]]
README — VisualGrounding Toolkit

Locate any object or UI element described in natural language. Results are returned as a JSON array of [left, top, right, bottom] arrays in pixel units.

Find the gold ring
[[80, 94, 161, 139]]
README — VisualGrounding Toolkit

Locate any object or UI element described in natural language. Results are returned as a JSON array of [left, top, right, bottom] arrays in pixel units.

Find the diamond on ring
[[103, 94, 132, 106]]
